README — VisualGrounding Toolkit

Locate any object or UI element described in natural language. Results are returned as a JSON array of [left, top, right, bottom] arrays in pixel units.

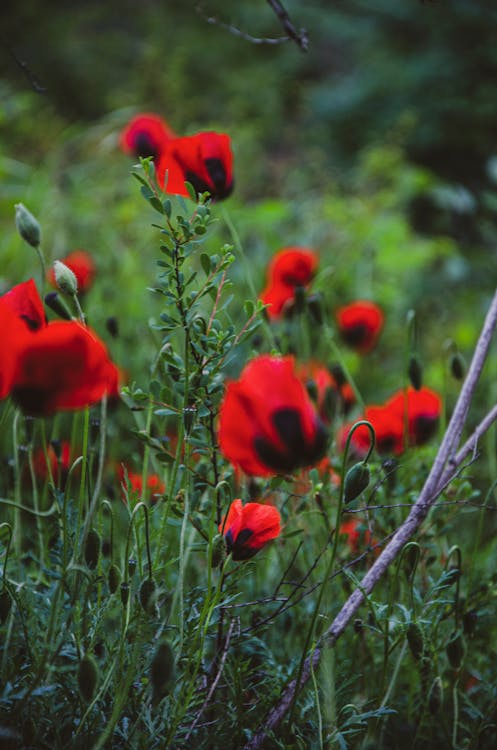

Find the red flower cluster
[[336, 300, 384, 354], [0, 280, 120, 416], [219, 499, 281, 561], [47, 250, 96, 295], [218, 355, 328, 477], [119, 465, 166, 504], [32, 441, 72, 482], [343, 386, 442, 457], [260, 247, 319, 320], [120, 113, 233, 201]]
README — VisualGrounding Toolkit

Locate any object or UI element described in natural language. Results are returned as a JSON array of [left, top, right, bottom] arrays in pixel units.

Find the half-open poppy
[[387, 387, 442, 446], [219, 498, 281, 561], [336, 300, 384, 354], [120, 113, 175, 161], [260, 248, 319, 320]]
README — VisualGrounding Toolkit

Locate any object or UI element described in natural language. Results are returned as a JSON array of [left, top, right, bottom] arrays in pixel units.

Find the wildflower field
[[2, 2, 497, 748]]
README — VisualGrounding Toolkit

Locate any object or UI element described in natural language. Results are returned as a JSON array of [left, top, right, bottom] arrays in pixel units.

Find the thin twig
[[1, 35, 47, 93], [266, 0, 309, 51], [243, 287, 497, 750]]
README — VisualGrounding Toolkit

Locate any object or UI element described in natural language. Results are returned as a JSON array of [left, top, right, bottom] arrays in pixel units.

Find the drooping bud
[[446, 630, 466, 669], [407, 622, 425, 661], [15, 203, 41, 248], [84, 529, 101, 569], [343, 462, 370, 504], [78, 653, 99, 703], [139, 577, 157, 614], [108, 564, 121, 594], [44, 292, 73, 320], [428, 676, 443, 715], [150, 639, 175, 704], [53, 260, 78, 296], [408, 355, 423, 391]]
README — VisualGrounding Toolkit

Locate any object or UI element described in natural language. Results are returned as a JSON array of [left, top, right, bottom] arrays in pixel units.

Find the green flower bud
[[120, 581, 130, 607], [428, 676, 443, 715], [450, 352, 466, 381], [108, 564, 121, 594], [128, 558, 137, 578], [343, 462, 370, 504], [446, 630, 466, 669], [150, 639, 175, 704], [15, 202, 41, 248], [463, 609, 477, 636], [407, 622, 425, 661], [211, 533, 227, 569], [408, 355, 423, 391], [84, 529, 101, 569], [78, 653, 98, 703], [139, 577, 157, 615], [53, 260, 78, 296]]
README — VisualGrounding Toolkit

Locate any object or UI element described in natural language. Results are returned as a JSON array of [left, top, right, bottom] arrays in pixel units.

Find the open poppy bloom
[[157, 131, 233, 200], [260, 248, 319, 320], [297, 360, 355, 422], [2, 278, 46, 331], [336, 300, 384, 354], [120, 113, 175, 161], [31, 441, 73, 483], [219, 499, 281, 561], [387, 387, 442, 446], [11, 322, 120, 417], [218, 355, 328, 477], [47, 250, 96, 295]]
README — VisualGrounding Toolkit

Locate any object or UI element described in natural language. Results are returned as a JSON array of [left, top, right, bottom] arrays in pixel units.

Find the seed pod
[[450, 352, 466, 381], [120, 581, 130, 607], [0, 588, 12, 624], [108, 564, 121, 594], [139, 578, 157, 614], [84, 529, 101, 569], [343, 462, 370, 504], [15, 203, 41, 247], [408, 355, 423, 391], [446, 630, 466, 669], [211, 533, 227, 569], [428, 676, 443, 715], [78, 653, 98, 703], [407, 622, 425, 661], [150, 639, 175, 704]]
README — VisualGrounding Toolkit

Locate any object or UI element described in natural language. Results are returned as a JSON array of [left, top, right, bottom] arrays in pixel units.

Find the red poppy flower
[[336, 300, 384, 354], [260, 248, 319, 320], [297, 360, 354, 423], [120, 113, 175, 161], [2, 278, 46, 331], [119, 466, 166, 504], [219, 499, 281, 561], [0, 302, 31, 398], [387, 387, 442, 446], [11, 322, 120, 417], [339, 519, 374, 554], [47, 250, 96, 295], [218, 355, 329, 477], [31, 441, 72, 482], [341, 404, 404, 457], [157, 131, 233, 200]]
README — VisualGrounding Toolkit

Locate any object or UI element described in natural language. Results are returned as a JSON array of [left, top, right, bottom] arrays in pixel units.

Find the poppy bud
[[120, 581, 130, 606], [183, 405, 196, 436], [139, 578, 157, 614], [44, 292, 73, 320], [463, 609, 477, 636], [428, 676, 443, 715], [450, 352, 466, 381], [407, 622, 425, 661], [408, 355, 423, 391], [15, 203, 41, 248], [106, 316, 119, 338], [78, 653, 98, 703], [150, 639, 175, 703], [0, 588, 12, 624], [446, 630, 466, 669], [108, 564, 121, 594], [354, 618, 363, 633], [403, 543, 420, 581], [343, 462, 370, 504], [53, 260, 78, 296], [84, 529, 101, 569], [210, 533, 227, 568], [307, 293, 324, 325], [128, 558, 137, 577]]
